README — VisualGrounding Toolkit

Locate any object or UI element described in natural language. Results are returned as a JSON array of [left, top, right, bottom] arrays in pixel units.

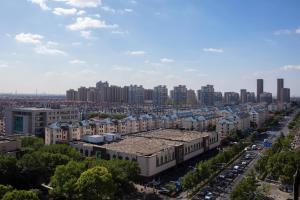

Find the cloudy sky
[[0, 0, 300, 96]]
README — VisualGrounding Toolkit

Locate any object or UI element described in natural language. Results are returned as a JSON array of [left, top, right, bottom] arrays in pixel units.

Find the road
[[191, 108, 298, 200], [220, 109, 299, 200]]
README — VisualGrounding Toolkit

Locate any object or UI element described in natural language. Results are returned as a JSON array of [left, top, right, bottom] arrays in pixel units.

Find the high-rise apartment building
[[172, 85, 187, 105], [257, 79, 264, 102], [259, 92, 272, 104], [108, 85, 123, 103], [277, 78, 284, 102], [224, 92, 239, 105], [128, 85, 145, 104], [214, 92, 223, 105], [144, 89, 154, 102], [281, 88, 290, 103], [87, 87, 97, 102], [96, 81, 109, 103], [246, 92, 256, 103], [240, 89, 247, 104], [197, 85, 215, 106], [187, 89, 197, 105], [78, 86, 88, 102], [153, 85, 168, 106], [66, 89, 78, 101], [121, 86, 129, 103]]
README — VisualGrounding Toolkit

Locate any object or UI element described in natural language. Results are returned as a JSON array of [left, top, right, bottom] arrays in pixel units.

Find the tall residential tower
[[257, 79, 264, 102]]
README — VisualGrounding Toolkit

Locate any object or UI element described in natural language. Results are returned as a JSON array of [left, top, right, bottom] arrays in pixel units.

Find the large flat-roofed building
[[5, 107, 80, 136], [94, 129, 220, 177]]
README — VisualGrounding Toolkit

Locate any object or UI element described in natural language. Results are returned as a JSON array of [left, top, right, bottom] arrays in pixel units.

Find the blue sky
[[0, 0, 300, 96]]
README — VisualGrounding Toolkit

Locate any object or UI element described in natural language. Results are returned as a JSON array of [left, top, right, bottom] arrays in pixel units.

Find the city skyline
[[0, 0, 300, 95]]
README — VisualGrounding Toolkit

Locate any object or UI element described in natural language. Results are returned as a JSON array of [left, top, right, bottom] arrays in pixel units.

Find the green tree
[[0, 185, 13, 199], [181, 171, 199, 190], [2, 190, 39, 200], [21, 136, 44, 152], [197, 161, 212, 180], [17, 152, 46, 188], [17, 151, 70, 188], [84, 158, 140, 197], [76, 166, 115, 200], [231, 172, 261, 200], [50, 161, 86, 199], [38, 144, 82, 161], [0, 155, 19, 186]]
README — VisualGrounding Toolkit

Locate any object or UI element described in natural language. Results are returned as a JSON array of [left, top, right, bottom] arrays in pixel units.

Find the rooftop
[[102, 129, 212, 156], [102, 136, 182, 156], [134, 129, 210, 142], [12, 107, 52, 111]]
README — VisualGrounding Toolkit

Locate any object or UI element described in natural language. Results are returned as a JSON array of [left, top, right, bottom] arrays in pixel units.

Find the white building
[[95, 129, 220, 177], [249, 108, 267, 128]]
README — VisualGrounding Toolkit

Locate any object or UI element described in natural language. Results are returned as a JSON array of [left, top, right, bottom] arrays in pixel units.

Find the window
[[156, 157, 159, 166]]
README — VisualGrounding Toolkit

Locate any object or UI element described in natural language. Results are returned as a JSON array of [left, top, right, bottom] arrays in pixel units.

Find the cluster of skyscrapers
[[256, 78, 290, 104], [66, 78, 290, 106]]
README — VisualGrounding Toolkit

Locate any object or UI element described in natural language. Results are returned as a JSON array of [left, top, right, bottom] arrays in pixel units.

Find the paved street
[[191, 109, 298, 200]]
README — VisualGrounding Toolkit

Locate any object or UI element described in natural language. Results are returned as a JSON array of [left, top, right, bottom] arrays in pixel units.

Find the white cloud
[[280, 65, 300, 71], [160, 58, 174, 63], [112, 66, 132, 71], [196, 73, 208, 77], [53, 0, 101, 8], [69, 59, 86, 64], [273, 29, 292, 35], [124, 8, 133, 12], [34, 45, 66, 55], [138, 70, 158, 75], [101, 6, 133, 14], [80, 31, 91, 39], [15, 33, 44, 44], [185, 68, 198, 72], [111, 30, 129, 35], [0, 64, 9, 68], [150, 62, 163, 67], [203, 48, 224, 53], [47, 41, 59, 46], [67, 17, 118, 31], [296, 27, 300, 34], [127, 51, 146, 56], [53, 7, 77, 15], [28, 0, 50, 10], [77, 10, 86, 15], [101, 6, 116, 13], [71, 42, 82, 46]]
